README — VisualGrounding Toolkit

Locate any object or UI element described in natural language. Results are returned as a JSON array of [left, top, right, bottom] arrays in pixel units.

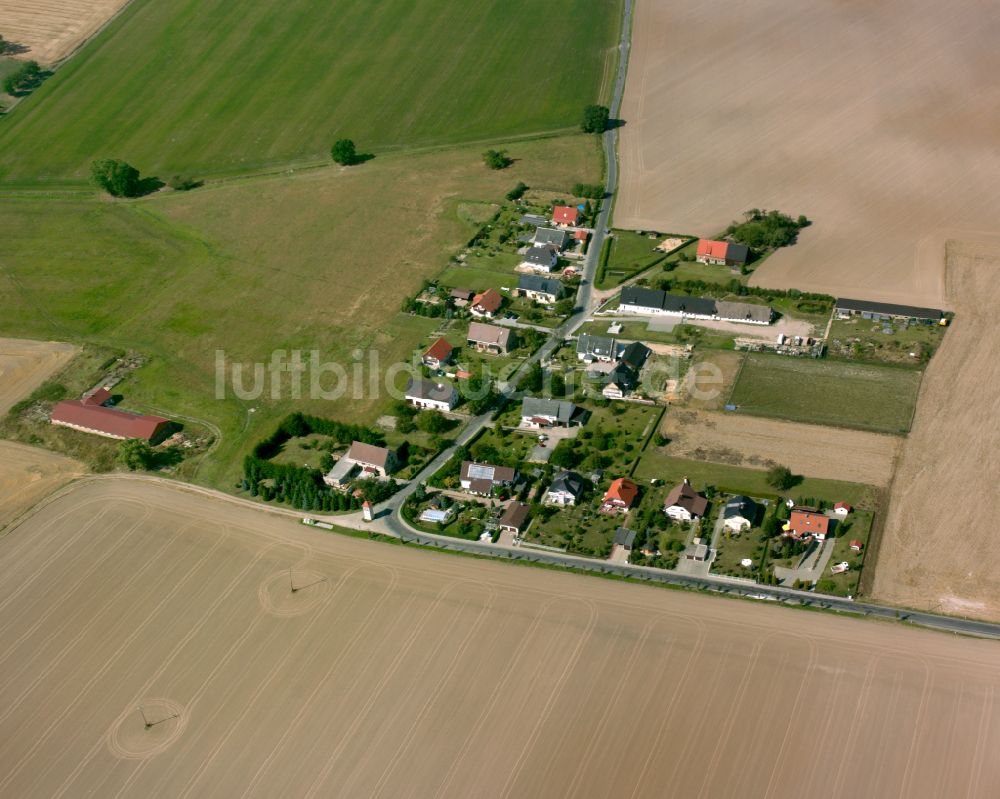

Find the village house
[[834, 298, 944, 324], [324, 440, 397, 488], [784, 508, 831, 541], [460, 460, 516, 495], [544, 470, 586, 506], [663, 478, 709, 521], [50, 388, 171, 442], [551, 205, 580, 228], [467, 321, 515, 355], [576, 334, 617, 363], [722, 495, 757, 533], [532, 227, 569, 250], [601, 363, 638, 400], [601, 477, 639, 513], [404, 377, 458, 411], [520, 245, 559, 272], [619, 341, 651, 371], [470, 288, 504, 318], [515, 274, 564, 305], [422, 337, 454, 369], [520, 397, 580, 428], [499, 501, 531, 534], [696, 239, 750, 268]]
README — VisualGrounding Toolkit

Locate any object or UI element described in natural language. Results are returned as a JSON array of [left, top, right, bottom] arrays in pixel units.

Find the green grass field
[[0, 135, 600, 488], [728, 353, 922, 434], [0, 0, 621, 182], [596, 230, 669, 289]]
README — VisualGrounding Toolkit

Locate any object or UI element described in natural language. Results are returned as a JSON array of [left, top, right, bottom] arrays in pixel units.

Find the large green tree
[[581, 104, 609, 134], [117, 439, 155, 471], [91, 158, 141, 197], [330, 139, 358, 165]]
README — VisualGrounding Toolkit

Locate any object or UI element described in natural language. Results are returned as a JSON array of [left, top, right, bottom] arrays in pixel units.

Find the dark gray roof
[[517, 274, 564, 297], [522, 245, 558, 267], [603, 363, 637, 390], [620, 341, 651, 369], [835, 297, 944, 320], [715, 300, 772, 323], [576, 334, 616, 358], [725, 242, 750, 263], [549, 470, 586, 498], [520, 213, 548, 226], [620, 286, 667, 311], [661, 293, 717, 317], [405, 377, 456, 404], [532, 227, 569, 249], [723, 495, 757, 520], [521, 397, 577, 423], [613, 527, 636, 548]]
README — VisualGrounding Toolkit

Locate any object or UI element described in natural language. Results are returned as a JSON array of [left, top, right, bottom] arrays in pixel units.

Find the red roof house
[[422, 337, 454, 368], [834, 502, 852, 516], [696, 239, 750, 267], [552, 206, 580, 228], [51, 400, 169, 441], [785, 509, 831, 541], [470, 288, 503, 318], [601, 477, 639, 513]]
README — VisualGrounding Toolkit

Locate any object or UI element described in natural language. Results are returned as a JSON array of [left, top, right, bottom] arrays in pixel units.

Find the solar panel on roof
[[467, 464, 494, 480]]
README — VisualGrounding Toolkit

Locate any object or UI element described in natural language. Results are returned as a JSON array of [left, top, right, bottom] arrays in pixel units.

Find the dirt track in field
[[0, 337, 77, 414], [617, 0, 1000, 308], [3, 478, 1000, 798], [0, 0, 130, 64], [873, 241, 1000, 620], [660, 409, 899, 486]]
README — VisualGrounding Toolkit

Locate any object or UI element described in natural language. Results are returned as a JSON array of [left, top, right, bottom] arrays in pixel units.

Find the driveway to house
[[774, 538, 837, 585]]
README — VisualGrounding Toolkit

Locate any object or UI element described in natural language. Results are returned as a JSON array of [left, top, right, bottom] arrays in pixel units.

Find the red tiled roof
[[552, 206, 579, 225], [82, 387, 112, 406], [574, 229, 588, 240], [697, 239, 729, 260], [835, 502, 852, 512], [789, 510, 830, 536], [849, 539, 864, 549], [603, 477, 639, 508], [423, 337, 453, 362], [472, 288, 503, 313], [51, 400, 168, 440]]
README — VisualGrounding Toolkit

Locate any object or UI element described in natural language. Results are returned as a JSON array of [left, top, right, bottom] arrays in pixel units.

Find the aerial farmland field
[[728, 353, 922, 434], [3, 479, 1000, 798], [0, 0, 622, 182]]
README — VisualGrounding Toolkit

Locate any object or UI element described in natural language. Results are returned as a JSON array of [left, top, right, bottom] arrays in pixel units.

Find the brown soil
[[661, 409, 899, 486], [0, 0, 131, 65], [873, 241, 1000, 620], [617, 0, 1000, 308], [0, 442, 83, 529], [2, 479, 1000, 797], [0, 338, 77, 415]]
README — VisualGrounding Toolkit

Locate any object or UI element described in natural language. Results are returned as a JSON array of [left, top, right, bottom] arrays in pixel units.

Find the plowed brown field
[[2, 479, 1000, 797], [617, 0, 1000, 307]]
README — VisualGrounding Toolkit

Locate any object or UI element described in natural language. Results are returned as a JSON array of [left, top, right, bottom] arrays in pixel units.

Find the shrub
[[483, 149, 512, 170], [91, 159, 141, 198], [506, 182, 528, 201], [168, 174, 201, 191], [572, 183, 604, 200]]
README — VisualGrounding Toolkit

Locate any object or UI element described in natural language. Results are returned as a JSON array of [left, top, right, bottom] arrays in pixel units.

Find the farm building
[[515, 274, 564, 304], [696, 239, 750, 267], [663, 479, 709, 521], [422, 337, 454, 369], [532, 227, 569, 250], [460, 461, 516, 495], [714, 300, 773, 325], [834, 298, 944, 323], [404, 377, 458, 411], [450, 288, 474, 302], [499, 502, 531, 534], [50, 389, 170, 442], [520, 245, 559, 272], [470, 288, 504, 318], [722, 495, 757, 532], [520, 397, 580, 428], [601, 477, 639, 513], [346, 441, 397, 478], [544, 470, 587, 506], [467, 321, 515, 355], [576, 334, 617, 362], [551, 205, 580, 228]]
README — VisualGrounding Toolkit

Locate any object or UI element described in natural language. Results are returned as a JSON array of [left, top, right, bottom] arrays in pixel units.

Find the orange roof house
[[785, 509, 831, 541], [552, 205, 580, 227], [422, 337, 454, 367], [601, 477, 639, 513], [695, 239, 750, 267], [471, 288, 503, 318]]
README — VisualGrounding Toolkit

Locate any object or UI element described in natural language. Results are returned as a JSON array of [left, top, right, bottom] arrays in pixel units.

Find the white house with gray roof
[[532, 227, 569, 250], [521, 397, 579, 428], [404, 377, 458, 411], [576, 334, 618, 362], [515, 274, 564, 304], [519, 245, 559, 272]]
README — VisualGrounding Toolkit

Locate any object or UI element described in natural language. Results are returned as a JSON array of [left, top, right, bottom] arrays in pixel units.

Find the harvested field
[[874, 241, 1000, 621], [617, 0, 1000, 307], [729, 353, 922, 434], [0, 0, 129, 64], [0, 442, 83, 528], [0, 337, 77, 414], [3, 479, 1000, 797], [660, 409, 898, 486]]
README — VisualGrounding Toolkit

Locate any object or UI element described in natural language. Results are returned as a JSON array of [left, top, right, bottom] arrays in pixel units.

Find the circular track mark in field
[[258, 569, 330, 617], [108, 699, 186, 759]]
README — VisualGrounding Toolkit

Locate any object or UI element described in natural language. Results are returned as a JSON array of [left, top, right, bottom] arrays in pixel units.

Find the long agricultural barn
[[50, 389, 169, 441], [835, 298, 944, 322]]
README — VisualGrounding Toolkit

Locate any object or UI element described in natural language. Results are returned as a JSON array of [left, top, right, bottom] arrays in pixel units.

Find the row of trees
[[3, 60, 43, 96]]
